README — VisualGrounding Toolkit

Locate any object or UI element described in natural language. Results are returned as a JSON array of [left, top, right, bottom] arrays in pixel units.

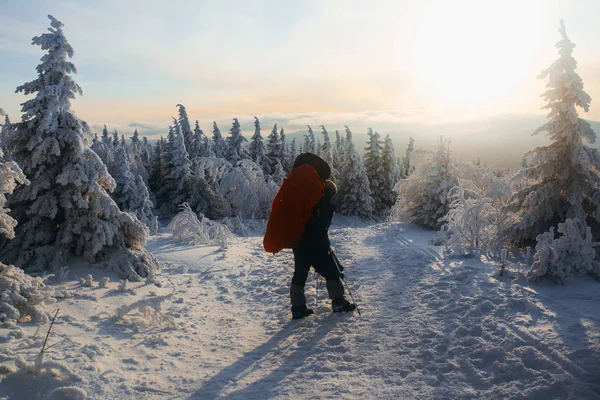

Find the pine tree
[[337, 126, 374, 218], [265, 123, 281, 176], [212, 121, 228, 159], [177, 104, 195, 155], [1, 16, 157, 279], [226, 118, 247, 165], [508, 21, 600, 260], [364, 128, 387, 217], [248, 116, 267, 170]]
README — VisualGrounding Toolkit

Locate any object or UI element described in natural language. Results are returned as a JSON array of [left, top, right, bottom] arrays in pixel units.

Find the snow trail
[[1, 221, 599, 399]]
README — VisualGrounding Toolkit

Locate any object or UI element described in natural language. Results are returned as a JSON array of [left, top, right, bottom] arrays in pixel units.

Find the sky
[[2, 0, 600, 167]]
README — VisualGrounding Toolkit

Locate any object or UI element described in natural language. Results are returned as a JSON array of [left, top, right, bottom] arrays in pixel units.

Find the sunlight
[[407, 0, 546, 118]]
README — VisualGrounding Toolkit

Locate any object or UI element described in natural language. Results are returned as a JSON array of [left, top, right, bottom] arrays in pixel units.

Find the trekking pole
[[330, 247, 361, 316]]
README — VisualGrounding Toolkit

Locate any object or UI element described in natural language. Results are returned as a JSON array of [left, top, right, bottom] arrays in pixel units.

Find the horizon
[[2, 0, 600, 168]]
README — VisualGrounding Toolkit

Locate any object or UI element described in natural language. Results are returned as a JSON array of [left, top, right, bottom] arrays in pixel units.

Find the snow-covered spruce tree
[[394, 137, 457, 228], [112, 146, 158, 235], [404, 137, 415, 178], [248, 116, 267, 173], [0, 111, 11, 159], [319, 125, 333, 167], [211, 121, 227, 160], [264, 123, 281, 176], [157, 119, 193, 217], [279, 127, 286, 171], [112, 130, 119, 147], [148, 137, 166, 201], [380, 134, 401, 211], [193, 120, 211, 158], [140, 136, 152, 172], [304, 125, 316, 154], [333, 129, 345, 173], [177, 104, 195, 155], [364, 128, 388, 217], [226, 118, 248, 165], [127, 129, 148, 183], [1, 16, 158, 279], [507, 21, 600, 247], [337, 126, 374, 219], [285, 137, 297, 173], [91, 125, 114, 172]]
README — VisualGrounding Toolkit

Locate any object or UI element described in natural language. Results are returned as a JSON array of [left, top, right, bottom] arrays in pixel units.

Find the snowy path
[[1, 221, 599, 399]]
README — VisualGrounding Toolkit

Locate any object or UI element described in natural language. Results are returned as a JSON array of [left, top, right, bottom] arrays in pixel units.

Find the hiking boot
[[332, 298, 356, 313], [291, 305, 314, 320]]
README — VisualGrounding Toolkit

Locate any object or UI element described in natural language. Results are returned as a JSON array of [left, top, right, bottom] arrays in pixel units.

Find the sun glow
[[407, 0, 546, 119]]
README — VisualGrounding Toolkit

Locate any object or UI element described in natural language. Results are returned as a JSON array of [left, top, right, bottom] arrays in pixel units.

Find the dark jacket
[[297, 192, 335, 248]]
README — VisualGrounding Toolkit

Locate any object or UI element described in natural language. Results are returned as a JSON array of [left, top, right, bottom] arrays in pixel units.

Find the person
[[290, 179, 356, 319]]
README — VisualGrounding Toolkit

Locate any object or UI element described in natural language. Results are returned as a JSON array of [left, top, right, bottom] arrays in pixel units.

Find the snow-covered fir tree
[[265, 123, 281, 176], [333, 129, 345, 173], [148, 137, 166, 201], [101, 125, 111, 146], [279, 127, 286, 171], [337, 126, 374, 219], [380, 134, 401, 212], [193, 120, 211, 158], [112, 130, 119, 147], [0, 112, 11, 159], [226, 118, 248, 165], [304, 125, 316, 154], [1, 16, 158, 279], [404, 137, 415, 177], [364, 128, 388, 217], [140, 136, 152, 172], [248, 116, 267, 172], [112, 146, 158, 234], [285, 137, 297, 173], [320, 125, 333, 167], [157, 119, 193, 217], [507, 21, 600, 258], [127, 129, 148, 182], [177, 104, 195, 155], [394, 137, 457, 228], [212, 121, 228, 160]]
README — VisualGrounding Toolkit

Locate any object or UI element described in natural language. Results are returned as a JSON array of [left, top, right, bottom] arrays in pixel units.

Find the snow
[[1, 218, 598, 399]]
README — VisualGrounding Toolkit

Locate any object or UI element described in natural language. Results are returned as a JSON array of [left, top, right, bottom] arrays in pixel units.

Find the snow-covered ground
[[1, 219, 599, 399]]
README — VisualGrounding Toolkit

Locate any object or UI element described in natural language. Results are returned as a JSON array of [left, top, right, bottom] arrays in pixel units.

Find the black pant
[[292, 244, 340, 287]]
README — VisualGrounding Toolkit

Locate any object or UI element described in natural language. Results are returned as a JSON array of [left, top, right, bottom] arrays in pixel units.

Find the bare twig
[[41, 308, 59, 354]]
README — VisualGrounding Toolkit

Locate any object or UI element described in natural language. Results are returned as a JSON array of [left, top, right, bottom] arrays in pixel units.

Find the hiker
[[290, 178, 356, 319], [263, 153, 356, 319]]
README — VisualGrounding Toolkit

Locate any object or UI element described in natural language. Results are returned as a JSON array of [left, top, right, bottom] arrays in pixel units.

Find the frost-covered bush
[[168, 203, 233, 246], [222, 215, 266, 237], [99, 276, 110, 288], [0, 264, 58, 324], [393, 137, 457, 228], [441, 163, 514, 256], [528, 218, 600, 283], [79, 274, 94, 287]]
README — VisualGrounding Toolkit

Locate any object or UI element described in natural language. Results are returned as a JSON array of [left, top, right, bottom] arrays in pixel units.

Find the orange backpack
[[263, 164, 325, 253]]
